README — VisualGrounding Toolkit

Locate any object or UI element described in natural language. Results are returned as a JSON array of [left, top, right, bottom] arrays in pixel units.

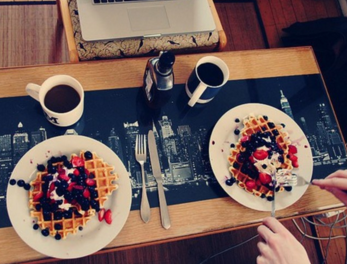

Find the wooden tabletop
[[0, 47, 345, 264]]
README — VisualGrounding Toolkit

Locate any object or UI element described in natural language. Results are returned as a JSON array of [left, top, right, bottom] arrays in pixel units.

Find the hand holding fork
[[135, 134, 151, 223]]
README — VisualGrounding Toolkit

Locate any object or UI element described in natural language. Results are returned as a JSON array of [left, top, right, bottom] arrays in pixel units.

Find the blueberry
[[54, 211, 63, 220], [37, 164, 45, 172], [267, 196, 274, 201], [63, 210, 72, 219], [35, 204, 42, 211], [234, 129, 240, 135], [226, 178, 236, 186], [33, 223, 39, 230], [17, 180, 25, 187], [263, 115, 268, 121], [47, 165, 57, 174], [41, 228, 50, 237], [230, 143, 235, 148], [55, 233, 62, 240], [79, 226, 83, 231], [9, 179, 17, 185], [61, 155, 68, 161], [84, 151, 93, 160], [232, 162, 240, 169], [284, 186, 293, 192], [235, 118, 240, 123], [54, 223, 62, 230], [64, 160, 73, 169], [24, 183, 31, 190], [268, 122, 275, 129]]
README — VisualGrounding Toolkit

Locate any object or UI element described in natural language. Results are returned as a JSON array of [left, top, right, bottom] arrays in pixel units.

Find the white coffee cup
[[26, 75, 84, 127], [185, 56, 229, 107]]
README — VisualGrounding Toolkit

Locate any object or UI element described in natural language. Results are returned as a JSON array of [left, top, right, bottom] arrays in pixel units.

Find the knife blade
[[148, 130, 171, 229]]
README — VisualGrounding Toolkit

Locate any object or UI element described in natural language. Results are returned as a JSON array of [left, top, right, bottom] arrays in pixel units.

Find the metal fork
[[135, 134, 151, 223]]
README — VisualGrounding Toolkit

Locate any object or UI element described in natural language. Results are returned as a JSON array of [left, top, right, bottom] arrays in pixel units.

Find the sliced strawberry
[[83, 188, 90, 198], [104, 209, 112, 224], [288, 145, 298, 154], [241, 136, 249, 142], [33, 191, 44, 201], [288, 153, 298, 162], [258, 172, 272, 185], [249, 156, 255, 163], [84, 168, 90, 176], [98, 208, 105, 222], [72, 184, 84, 190], [58, 173, 70, 181], [85, 178, 96, 186], [245, 180, 256, 189], [292, 160, 299, 168], [73, 169, 80, 176], [67, 182, 77, 191], [49, 182, 56, 192], [71, 156, 84, 167], [253, 149, 268, 160]]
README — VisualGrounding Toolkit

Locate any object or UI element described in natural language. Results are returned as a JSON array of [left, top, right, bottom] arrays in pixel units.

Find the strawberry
[[71, 157, 84, 167], [288, 153, 298, 162], [73, 169, 80, 176], [33, 191, 44, 201], [85, 178, 96, 186], [98, 208, 105, 222], [258, 172, 272, 185], [104, 209, 112, 224], [83, 188, 90, 198], [245, 180, 256, 189], [67, 182, 77, 191], [288, 145, 298, 154], [58, 173, 70, 181], [253, 149, 268, 160], [72, 184, 84, 190], [249, 156, 255, 163], [241, 136, 249, 142], [292, 160, 299, 168]]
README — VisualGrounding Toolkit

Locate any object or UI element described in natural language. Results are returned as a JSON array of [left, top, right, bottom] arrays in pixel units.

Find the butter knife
[[148, 130, 171, 229]]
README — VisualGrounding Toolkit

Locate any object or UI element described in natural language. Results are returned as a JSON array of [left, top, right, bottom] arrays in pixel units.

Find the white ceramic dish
[[209, 103, 313, 212], [7, 135, 132, 259]]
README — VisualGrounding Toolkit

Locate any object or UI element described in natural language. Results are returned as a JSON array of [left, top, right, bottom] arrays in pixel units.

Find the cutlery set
[[271, 173, 310, 217], [135, 130, 171, 229]]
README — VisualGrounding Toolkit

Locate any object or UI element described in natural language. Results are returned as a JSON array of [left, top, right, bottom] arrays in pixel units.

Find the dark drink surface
[[44, 85, 80, 113], [197, 63, 224, 86]]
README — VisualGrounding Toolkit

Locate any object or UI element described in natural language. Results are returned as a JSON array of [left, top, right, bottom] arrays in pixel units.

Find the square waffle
[[28, 151, 118, 239], [227, 114, 297, 200]]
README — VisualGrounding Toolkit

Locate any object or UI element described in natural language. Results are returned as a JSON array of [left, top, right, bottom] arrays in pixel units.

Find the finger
[[257, 224, 274, 242], [256, 254, 268, 264], [262, 217, 288, 234], [326, 170, 347, 179], [312, 178, 347, 191]]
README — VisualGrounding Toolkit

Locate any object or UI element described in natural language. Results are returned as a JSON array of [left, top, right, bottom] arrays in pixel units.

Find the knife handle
[[157, 180, 171, 229]]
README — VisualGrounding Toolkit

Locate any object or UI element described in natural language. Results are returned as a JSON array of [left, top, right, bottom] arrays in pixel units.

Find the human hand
[[312, 169, 347, 205], [257, 217, 310, 264]]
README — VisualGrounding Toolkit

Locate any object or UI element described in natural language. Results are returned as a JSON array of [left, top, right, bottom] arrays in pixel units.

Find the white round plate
[[7, 135, 132, 259], [209, 103, 313, 212]]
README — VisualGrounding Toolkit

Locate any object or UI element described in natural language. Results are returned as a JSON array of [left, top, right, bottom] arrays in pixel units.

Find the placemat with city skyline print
[[0, 74, 346, 228]]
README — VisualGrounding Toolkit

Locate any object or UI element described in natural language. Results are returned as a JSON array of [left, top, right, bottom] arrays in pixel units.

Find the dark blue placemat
[[0, 74, 346, 228]]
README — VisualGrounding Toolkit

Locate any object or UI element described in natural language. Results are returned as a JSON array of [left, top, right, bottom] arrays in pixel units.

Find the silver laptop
[[76, 0, 216, 41]]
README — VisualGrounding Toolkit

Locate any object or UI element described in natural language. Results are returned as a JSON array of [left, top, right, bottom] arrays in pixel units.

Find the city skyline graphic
[[0, 74, 346, 228]]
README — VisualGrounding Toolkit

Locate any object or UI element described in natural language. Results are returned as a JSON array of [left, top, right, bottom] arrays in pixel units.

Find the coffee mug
[[185, 56, 229, 107], [26, 75, 84, 127]]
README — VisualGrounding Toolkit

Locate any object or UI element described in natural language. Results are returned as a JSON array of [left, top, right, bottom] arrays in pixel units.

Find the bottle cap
[[158, 51, 175, 74]]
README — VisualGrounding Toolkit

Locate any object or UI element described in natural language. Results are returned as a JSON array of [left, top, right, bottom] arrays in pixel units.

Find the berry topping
[[104, 209, 112, 224], [253, 149, 268, 160], [17, 180, 25, 187], [37, 164, 45, 172], [84, 151, 93, 160], [258, 172, 272, 185], [288, 145, 297, 154], [98, 208, 105, 222], [245, 180, 256, 189], [9, 179, 16, 185], [71, 157, 85, 167]]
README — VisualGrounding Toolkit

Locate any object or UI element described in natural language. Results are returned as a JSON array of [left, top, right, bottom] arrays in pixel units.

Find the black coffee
[[197, 62, 224, 86], [44, 85, 80, 113]]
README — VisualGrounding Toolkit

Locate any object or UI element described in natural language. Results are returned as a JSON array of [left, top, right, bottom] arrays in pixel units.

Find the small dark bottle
[[143, 51, 175, 109]]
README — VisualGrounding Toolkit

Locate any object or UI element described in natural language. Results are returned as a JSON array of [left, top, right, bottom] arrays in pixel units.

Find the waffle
[[28, 151, 118, 239], [227, 114, 297, 200]]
